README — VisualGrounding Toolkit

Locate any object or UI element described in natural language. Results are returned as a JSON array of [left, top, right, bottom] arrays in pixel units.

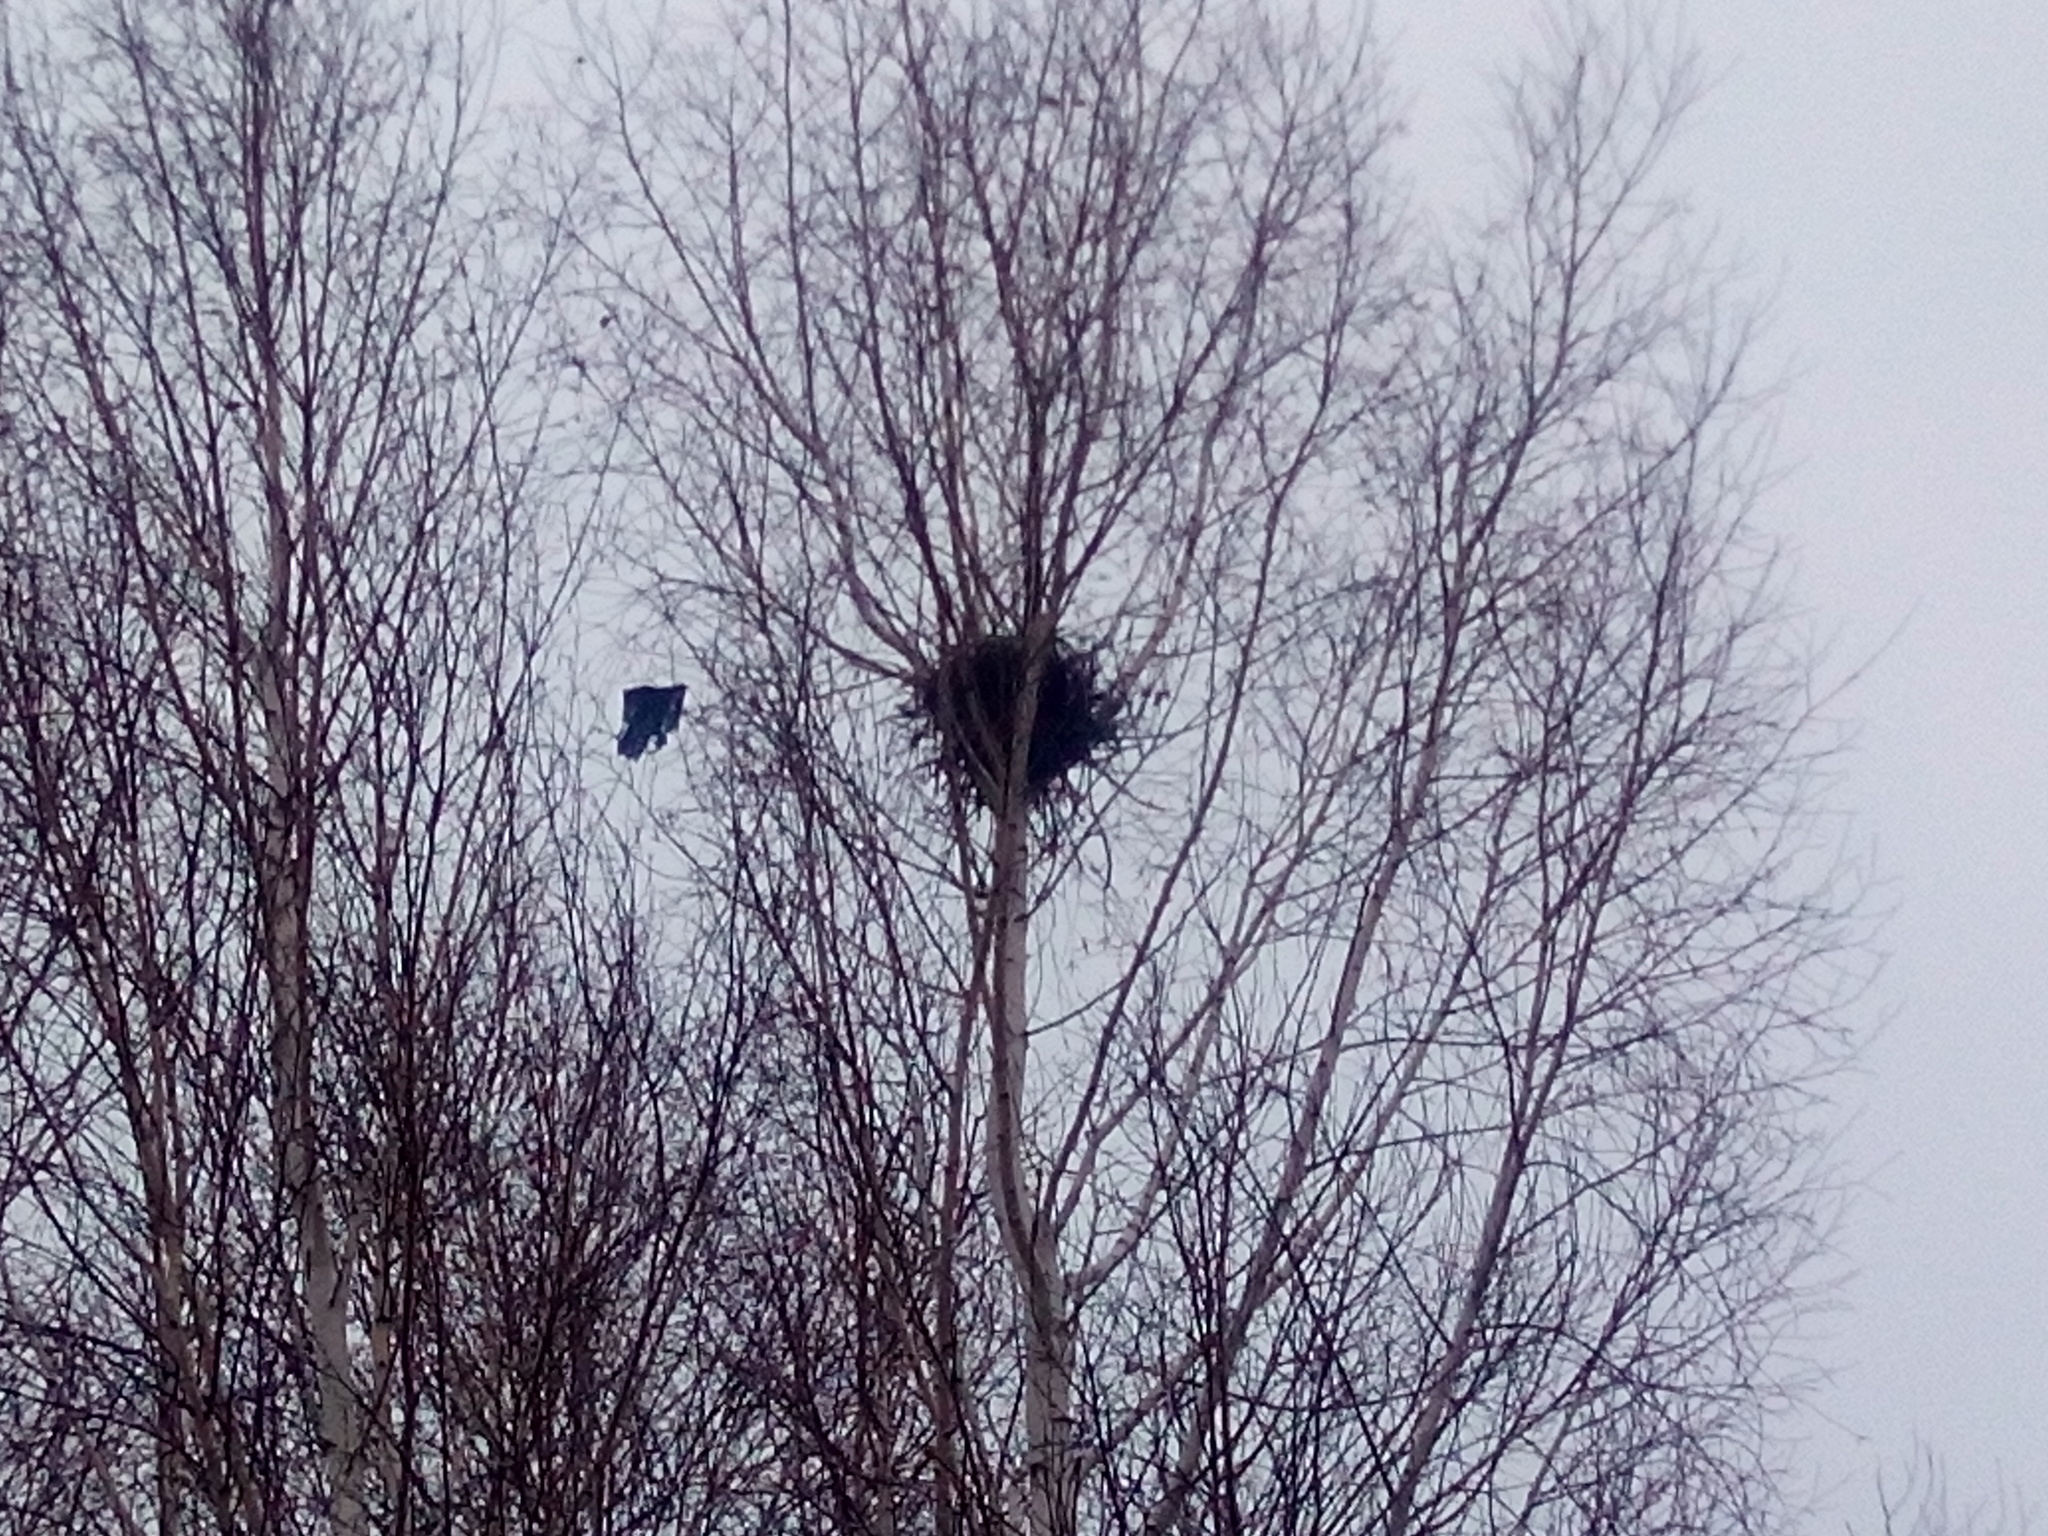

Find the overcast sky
[[1382, 0, 2048, 1524]]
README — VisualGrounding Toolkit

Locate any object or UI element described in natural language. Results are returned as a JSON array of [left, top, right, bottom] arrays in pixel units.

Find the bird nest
[[915, 633, 1124, 807]]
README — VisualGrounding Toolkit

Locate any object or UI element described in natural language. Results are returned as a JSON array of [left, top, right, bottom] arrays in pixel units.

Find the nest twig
[[915, 633, 1123, 807]]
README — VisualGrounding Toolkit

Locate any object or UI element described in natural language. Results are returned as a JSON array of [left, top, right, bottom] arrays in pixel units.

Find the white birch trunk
[[253, 354, 368, 1535], [985, 772, 1077, 1536]]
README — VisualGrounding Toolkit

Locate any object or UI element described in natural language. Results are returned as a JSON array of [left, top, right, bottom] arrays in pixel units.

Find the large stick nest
[[915, 633, 1124, 806]]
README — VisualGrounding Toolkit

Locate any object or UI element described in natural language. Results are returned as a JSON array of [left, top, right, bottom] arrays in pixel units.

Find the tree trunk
[[985, 778, 1074, 1536]]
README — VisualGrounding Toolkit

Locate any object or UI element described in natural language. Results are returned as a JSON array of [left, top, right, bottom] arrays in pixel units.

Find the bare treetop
[[0, 1, 1856, 1533], [583, 4, 1849, 1536]]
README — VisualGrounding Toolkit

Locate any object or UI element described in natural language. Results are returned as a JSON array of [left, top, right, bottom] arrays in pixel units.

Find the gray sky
[[1384, 0, 2048, 1522]]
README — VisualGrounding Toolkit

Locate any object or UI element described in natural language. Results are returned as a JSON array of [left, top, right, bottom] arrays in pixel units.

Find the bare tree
[[0, 0, 754, 1530], [587, 3, 1848, 1536]]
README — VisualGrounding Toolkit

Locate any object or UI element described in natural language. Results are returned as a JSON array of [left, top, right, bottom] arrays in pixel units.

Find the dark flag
[[618, 684, 688, 759]]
